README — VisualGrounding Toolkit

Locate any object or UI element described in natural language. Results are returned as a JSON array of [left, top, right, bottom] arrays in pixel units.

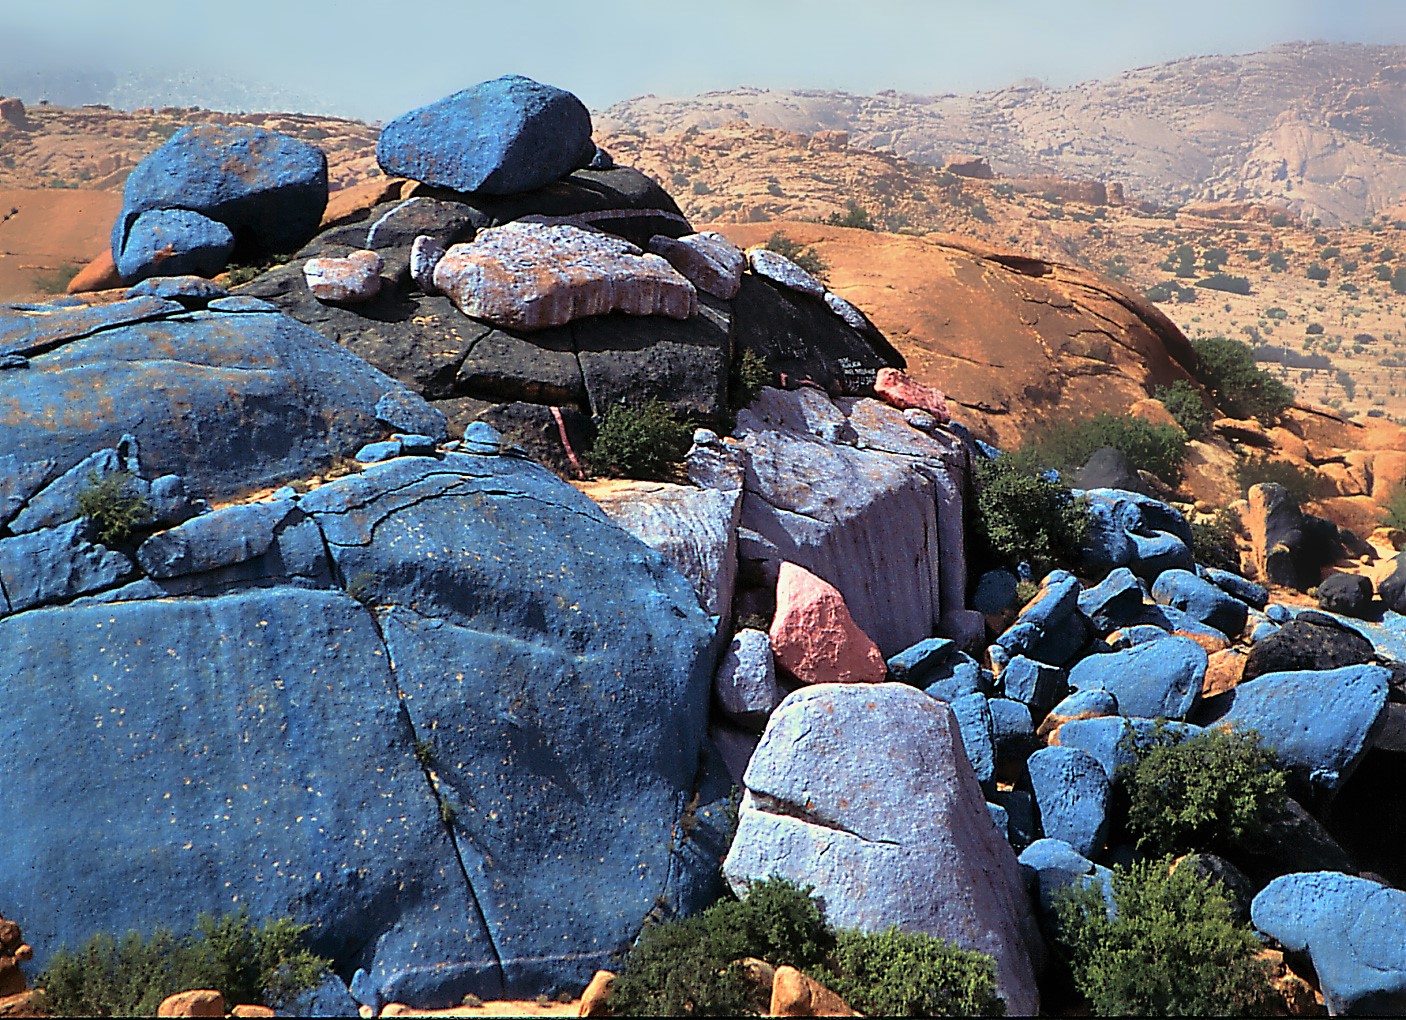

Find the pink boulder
[[770, 562, 887, 684], [304, 249, 383, 303], [875, 367, 950, 422]]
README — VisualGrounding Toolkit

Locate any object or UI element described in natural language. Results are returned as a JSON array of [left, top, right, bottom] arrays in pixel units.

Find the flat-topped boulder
[[433, 222, 697, 331]]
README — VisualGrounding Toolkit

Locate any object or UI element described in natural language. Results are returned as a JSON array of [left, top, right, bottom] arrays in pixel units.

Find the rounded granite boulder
[[377, 75, 594, 196]]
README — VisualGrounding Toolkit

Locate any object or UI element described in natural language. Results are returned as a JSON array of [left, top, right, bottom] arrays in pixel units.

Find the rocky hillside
[[599, 42, 1406, 225]]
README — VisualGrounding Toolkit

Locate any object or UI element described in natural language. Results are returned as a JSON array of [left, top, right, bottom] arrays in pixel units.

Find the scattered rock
[[1038, 689, 1119, 744], [647, 232, 745, 299], [725, 684, 1045, 1015], [995, 570, 1089, 667], [1079, 488, 1194, 580], [1316, 572, 1375, 618], [579, 971, 615, 1017], [66, 248, 125, 294], [1069, 446, 1147, 494], [1246, 482, 1342, 590], [410, 235, 446, 293], [156, 990, 224, 1018], [1077, 567, 1145, 634], [886, 636, 956, 686], [999, 655, 1069, 713], [713, 629, 784, 727], [1243, 612, 1376, 681], [1203, 648, 1249, 697], [989, 698, 1036, 775], [1055, 716, 1203, 780], [769, 562, 886, 684], [1069, 636, 1207, 720], [952, 692, 997, 792], [1017, 838, 1113, 920], [304, 249, 383, 303], [126, 275, 229, 305], [770, 966, 860, 1018], [433, 222, 696, 330], [1381, 553, 1406, 613], [377, 76, 593, 196], [1151, 568, 1249, 638]]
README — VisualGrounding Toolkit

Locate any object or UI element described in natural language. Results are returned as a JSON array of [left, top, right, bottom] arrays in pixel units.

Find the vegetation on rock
[[1053, 857, 1273, 1017], [763, 231, 828, 280], [1152, 380, 1213, 439], [76, 471, 153, 546], [37, 911, 330, 1017], [1190, 336, 1293, 422], [824, 928, 1005, 1017], [1190, 508, 1243, 572], [1234, 456, 1330, 506], [589, 399, 693, 481], [973, 456, 1088, 577], [729, 348, 772, 415], [1118, 725, 1287, 857], [1008, 413, 1188, 483]]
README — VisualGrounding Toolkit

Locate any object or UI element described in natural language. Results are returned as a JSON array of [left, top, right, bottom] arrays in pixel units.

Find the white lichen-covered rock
[[432, 222, 697, 330], [724, 683, 1044, 1016], [648, 232, 746, 299], [747, 248, 826, 299], [409, 235, 445, 293], [303, 249, 383, 303], [825, 290, 869, 331], [714, 628, 783, 727]]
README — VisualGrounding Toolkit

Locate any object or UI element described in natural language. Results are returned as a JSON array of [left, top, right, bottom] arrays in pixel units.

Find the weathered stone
[[156, 990, 224, 1018], [304, 249, 383, 303], [647, 232, 745, 299], [1079, 488, 1194, 580], [1026, 746, 1110, 858], [135, 500, 294, 579], [1244, 612, 1376, 681], [1017, 838, 1113, 923], [770, 966, 860, 1017], [748, 248, 826, 299], [873, 367, 950, 421], [1055, 716, 1203, 780], [126, 275, 229, 306], [376, 76, 593, 196], [712, 629, 783, 727], [116, 208, 235, 283], [1246, 482, 1343, 590], [952, 692, 997, 792], [996, 570, 1089, 667], [1038, 689, 1119, 744], [9, 439, 138, 534], [1000, 654, 1069, 712], [887, 637, 956, 686], [366, 197, 483, 253], [725, 684, 1044, 1015], [769, 562, 886, 684], [1077, 566, 1146, 634], [1068, 635, 1207, 720], [1316, 572, 1375, 618], [0, 519, 133, 614], [410, 235, 445, 293], [1151, 568, 1249, 638], [433, 223, 696, 331]]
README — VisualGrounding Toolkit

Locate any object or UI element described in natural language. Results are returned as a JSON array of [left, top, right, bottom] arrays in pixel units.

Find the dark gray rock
[[1316, 572, 1375, 618], [1243, 612, 1375, 681]]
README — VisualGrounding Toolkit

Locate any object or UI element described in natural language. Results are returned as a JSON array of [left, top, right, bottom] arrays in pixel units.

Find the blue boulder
[[1018, 838, 1114, 920], [972, 569, 1019, 614], [1079, 488, 1194, 580], [1151, 568, 1248, 638], [113, 124, 328, 269], [921, 650, 989, 702], [1077, 567, 1145, 634], [951, 692, 996, 792], [1067, 635, 1206, 720], [377, 76, 593, 196], [1000, 654, 1068, 712], [993, 789, 1039, 850], [1252, 872, 1406, 1015], [1105, 623, 1175, 648], [989, 698, 1035, 771], [887, 636, 955, 685], [116, 209, 235, 283], [996, 570, 1089, 667], [1026, 746, 1110, 858], [126, 274, 229, 304], [1201, 567, 1267, 610], [1214, 664, 1390, 792], [1055, 716, 1203, 781]]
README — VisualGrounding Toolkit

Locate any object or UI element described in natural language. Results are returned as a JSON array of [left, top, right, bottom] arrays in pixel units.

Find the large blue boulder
[[1077, 567, 1145, 634], [995, 570, 1089, 667], [999, 654, 1068, 712], [116, 209, 236, 284], [1151, 568, 1248, 638], [1201, 567, 1267, 610], [1067, 635, 1206, 720], [1078, 488, 1194, 580], [1214, 664, 1390, 792], [1025, 747, 1109, 858], [0, 298, 444, 502], [1252, 872, 1406, 1015], [112, 124, 328, 274], [377, 76, 593, 196], [951, 692, 996, 793], [1055, 716, 1203, 781]]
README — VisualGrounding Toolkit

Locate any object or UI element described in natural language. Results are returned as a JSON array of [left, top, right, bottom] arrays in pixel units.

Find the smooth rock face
[[769, 562, 886, 684], [116, 209, 235, 283], [724, 684, 1044, 1015], [1055, 716, 1203, 780], [376, 76, 593, 196], [1151, 568, 1248, 638], [1215, 664, 1390, 791], [747, 248, 826, 298], [1026, 746, 1110, 858], [1252, 872, 1406, 1015], [647, 232, 745, 299], [1067, 635, 1207, 720], [113, 124, 328, 268], [432, 222, 697, 330], [873, 367, 950, 421], [304, 250, 384, 303]]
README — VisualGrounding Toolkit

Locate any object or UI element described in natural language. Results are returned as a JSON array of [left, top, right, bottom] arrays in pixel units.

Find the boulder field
[[6, 73, 1406, 1016]]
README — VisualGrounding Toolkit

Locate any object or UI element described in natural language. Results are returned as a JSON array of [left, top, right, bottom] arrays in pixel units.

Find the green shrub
[[607, 878, 834, 1016], [974, 457, 1088, 576], [1195, 273, 1251, 295], [1386, 488, 1406, 530], [224, 253, 294, 288], [1008, 413, 1188, 483], [1191, 336, 1294, 422], [1152, 380, 1213, 439], [1393, 266, 1406, 295], [729, 348, 771, 414], [1118, 725, 1287, 857], [1053, 857, 1273, 1016], [1306, 323, 1325, 335], [1235, 456, 1330, 505], [764, 231, 828, 279], [1306, 263, 1330, 281], [820, 928, 1005, 1017], [826, 201, 875, 230], [1190, 509, 1242, 572], [76, 471, 153, 546], [38, 911, 330, 1017], [590, 400, 693, 481]]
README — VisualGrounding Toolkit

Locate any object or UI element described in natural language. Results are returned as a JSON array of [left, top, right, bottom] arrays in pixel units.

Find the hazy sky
[[5, 0, 1406, 118]]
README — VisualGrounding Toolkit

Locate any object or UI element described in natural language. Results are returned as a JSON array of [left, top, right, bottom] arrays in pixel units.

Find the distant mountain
[[598, 42, 1406, 226], [0, 66, 339, 118]]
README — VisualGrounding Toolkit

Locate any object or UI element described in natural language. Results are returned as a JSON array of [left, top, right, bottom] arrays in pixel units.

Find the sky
[[4, 0, 1406, 118]]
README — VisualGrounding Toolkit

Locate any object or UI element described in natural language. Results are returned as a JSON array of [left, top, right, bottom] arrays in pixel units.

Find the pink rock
[[769, 562, 887, 684], [303, 249, 383, 303], [432, 222, 697, 331], [875, 367, 950, 422]]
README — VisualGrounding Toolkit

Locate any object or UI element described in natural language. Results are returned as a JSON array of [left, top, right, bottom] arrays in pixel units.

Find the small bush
[[607, 878, 833, 1016], [1008, 413, 1188, 483], [1190, 508, 1242, 572], [1306, 322, 1325, 335], [1195, 273, 1251, 295], [1152, 380, 1213, 439], [729, 348, 771, 414], [32, 262, 81, 294], [1053, 857, 1273, 1016], [820, 928, 1005, 1017], [224, 253, 294, 288], [1118, 725, 1287, 857], [38, 911, 330, 1017], [76, 471, 152, 546], [1305, 263, 1330, 281], [764, 231, 828, 279], [590, 400, 693, 481], [974, 457, 1088, 577], [826, 201, 875, 230], [1191, 336, 1294, 422], [1386, 488, 1406, 530], [1235, 457, 1330, 506]]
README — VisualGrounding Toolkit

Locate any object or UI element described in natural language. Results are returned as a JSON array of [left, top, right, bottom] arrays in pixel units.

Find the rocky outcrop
[[724, 683, 1044, 1016]]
